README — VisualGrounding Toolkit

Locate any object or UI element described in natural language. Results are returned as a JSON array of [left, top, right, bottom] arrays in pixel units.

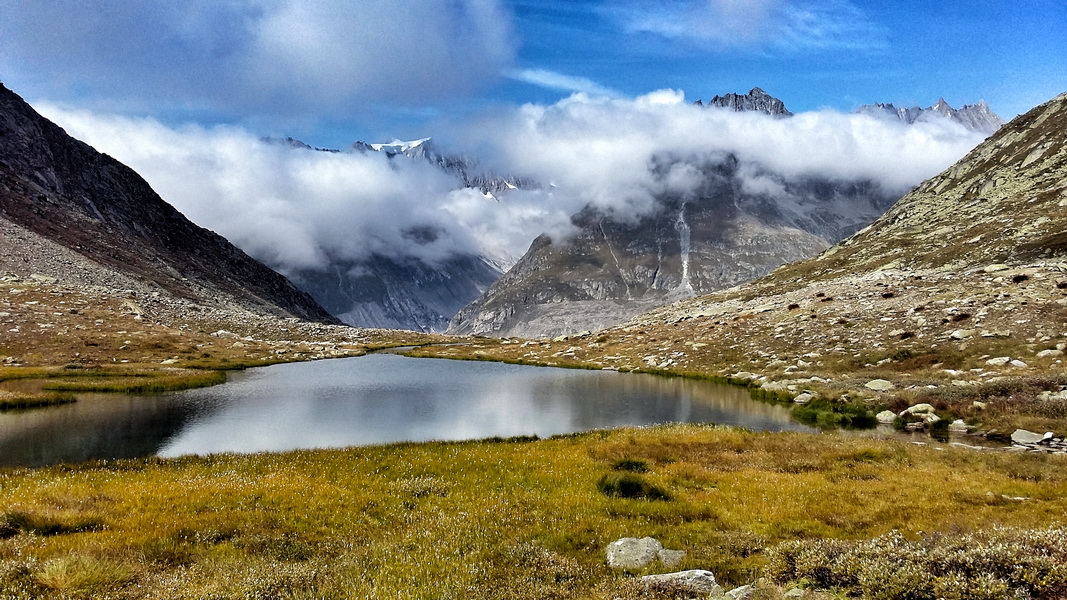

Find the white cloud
[[0, 0, 516, 119], [450, 89, 985, 221], [615, 0, 888, 52], [35, 89, 984, 283], [505, 69, 621, 97]]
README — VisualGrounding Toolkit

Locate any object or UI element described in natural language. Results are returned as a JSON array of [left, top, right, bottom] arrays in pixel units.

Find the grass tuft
[[596, 473, 672, 501]]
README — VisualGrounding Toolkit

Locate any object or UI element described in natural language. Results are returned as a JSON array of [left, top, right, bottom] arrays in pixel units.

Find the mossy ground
[[0, 425, 1064, 599]]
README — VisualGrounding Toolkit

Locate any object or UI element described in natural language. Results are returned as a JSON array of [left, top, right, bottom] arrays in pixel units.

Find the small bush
[[0, 511, 104, 536], [596, 473, 672, 501], [612, 459, 650, 473], [765, 527, 1067, 599], [34, 556, 134, 594], [792, 399, 876, 429]]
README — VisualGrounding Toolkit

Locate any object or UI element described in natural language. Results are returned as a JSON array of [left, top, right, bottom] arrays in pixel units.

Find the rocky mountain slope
[[0, 82, 335, 323], [425, 92, 1067, 434], [289, 253, 501, 332], [449, 161, 895, 337], [858, 98, 1004, 134]]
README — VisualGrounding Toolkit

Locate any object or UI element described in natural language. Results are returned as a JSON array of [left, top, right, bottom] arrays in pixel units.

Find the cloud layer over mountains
[[38, 91, 987, 278]]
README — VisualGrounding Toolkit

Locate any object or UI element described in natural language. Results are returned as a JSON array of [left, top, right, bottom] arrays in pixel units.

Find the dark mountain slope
[[0, 82, 335, 322]]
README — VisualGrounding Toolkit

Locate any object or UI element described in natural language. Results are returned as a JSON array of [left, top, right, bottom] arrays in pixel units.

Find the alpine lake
[[0, 353, 815, 467]]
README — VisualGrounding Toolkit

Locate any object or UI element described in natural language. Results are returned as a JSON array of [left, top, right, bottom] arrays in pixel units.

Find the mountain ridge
[[0, 82, 336, 323]]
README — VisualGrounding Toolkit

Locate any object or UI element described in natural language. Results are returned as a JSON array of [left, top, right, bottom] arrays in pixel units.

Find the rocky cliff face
[[448, 153, 898, 337], [290, 252, 501, 332], [0, 82, 336, 322]]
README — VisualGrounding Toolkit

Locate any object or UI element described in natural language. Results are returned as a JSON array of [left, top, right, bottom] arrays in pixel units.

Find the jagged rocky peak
[[696, 87, 793, 117], [857, 98, 1005, 134]]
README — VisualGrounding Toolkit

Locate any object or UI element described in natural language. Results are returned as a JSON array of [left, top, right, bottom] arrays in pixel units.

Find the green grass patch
[[792, 398, 877, 428], [40, 369, 226, 393], [0, 393, 75, 411]]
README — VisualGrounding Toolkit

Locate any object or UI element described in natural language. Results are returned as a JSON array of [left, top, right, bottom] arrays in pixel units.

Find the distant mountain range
[[0, 82, 335, 323], [857, 98, 1004, 134]]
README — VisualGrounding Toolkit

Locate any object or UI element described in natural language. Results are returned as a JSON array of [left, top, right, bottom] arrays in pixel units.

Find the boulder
[[641, 570, 721, 595], [1011, 429, 1048, 445], [606, 537, 662, 569], [950, 329, 975, 340], [792, 392, 815, 404], [727, 584, 756, 599], [948, 419, 970, 433], [1010, 359, 1029, 368], [864, 379, 894, 391], [876, 410, 897, 424], [986, 356, 1011, 366], [1037, 349, 1064, 358], [657, 548, 686, 568], [900, 403, 935, 416]]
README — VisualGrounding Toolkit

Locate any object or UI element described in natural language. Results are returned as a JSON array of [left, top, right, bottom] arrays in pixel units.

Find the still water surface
[[0, 354, 813, 467]]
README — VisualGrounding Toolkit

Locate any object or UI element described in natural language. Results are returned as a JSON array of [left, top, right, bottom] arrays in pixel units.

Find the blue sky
[[1, 0, 1063, 147]]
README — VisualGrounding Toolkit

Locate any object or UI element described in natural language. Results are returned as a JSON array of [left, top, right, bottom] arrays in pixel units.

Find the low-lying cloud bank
[[37, 90, 987, 279]]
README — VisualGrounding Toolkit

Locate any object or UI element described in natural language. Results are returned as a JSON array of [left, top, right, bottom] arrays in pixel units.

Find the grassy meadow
[[0, 425, 1065, 599]]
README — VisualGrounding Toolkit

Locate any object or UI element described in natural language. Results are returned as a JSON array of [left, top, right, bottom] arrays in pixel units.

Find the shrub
[[596, 473, 672, 501], [612, 459, 650, 473], [765, 527, 1067, 599]]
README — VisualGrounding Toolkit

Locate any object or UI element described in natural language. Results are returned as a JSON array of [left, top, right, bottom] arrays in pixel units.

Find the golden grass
[[0, 425, 1064, 598]]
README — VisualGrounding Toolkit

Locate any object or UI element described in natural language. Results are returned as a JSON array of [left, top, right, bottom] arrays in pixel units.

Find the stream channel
[[0, 353, 816, 467]]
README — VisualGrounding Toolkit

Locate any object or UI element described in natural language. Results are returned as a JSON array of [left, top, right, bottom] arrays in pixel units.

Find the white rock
[[657, 548, 686, 568], [727, 584, 756, 600], [864, 379, 894, 391], [641, 570, 720, 595], [902, 403, 935, 415], [606, 537, 662, 569], [1037, 349, 1064, 358], [876, 410, 897, 424], [948, 419, 970, 433], [1010, 359, 1029, 368], [950, 329, 975, 340], [985, 356, 1011, 366], [792, 392, 815, 404], [1011, 429, 1046, 444]]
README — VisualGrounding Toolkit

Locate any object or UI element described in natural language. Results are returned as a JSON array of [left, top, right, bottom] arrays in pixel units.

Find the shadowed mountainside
[[0, 82, 336, 323]]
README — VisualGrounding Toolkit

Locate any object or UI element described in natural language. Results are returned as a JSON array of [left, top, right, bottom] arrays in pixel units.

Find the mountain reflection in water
[[0, 354, 813, 467]]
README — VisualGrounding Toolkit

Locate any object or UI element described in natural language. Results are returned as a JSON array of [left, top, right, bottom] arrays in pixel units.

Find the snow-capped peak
[[367, 137, 432, 153]]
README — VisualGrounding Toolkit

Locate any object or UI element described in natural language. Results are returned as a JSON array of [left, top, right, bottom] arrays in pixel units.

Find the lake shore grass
[[0, 425, 1065, 599]]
